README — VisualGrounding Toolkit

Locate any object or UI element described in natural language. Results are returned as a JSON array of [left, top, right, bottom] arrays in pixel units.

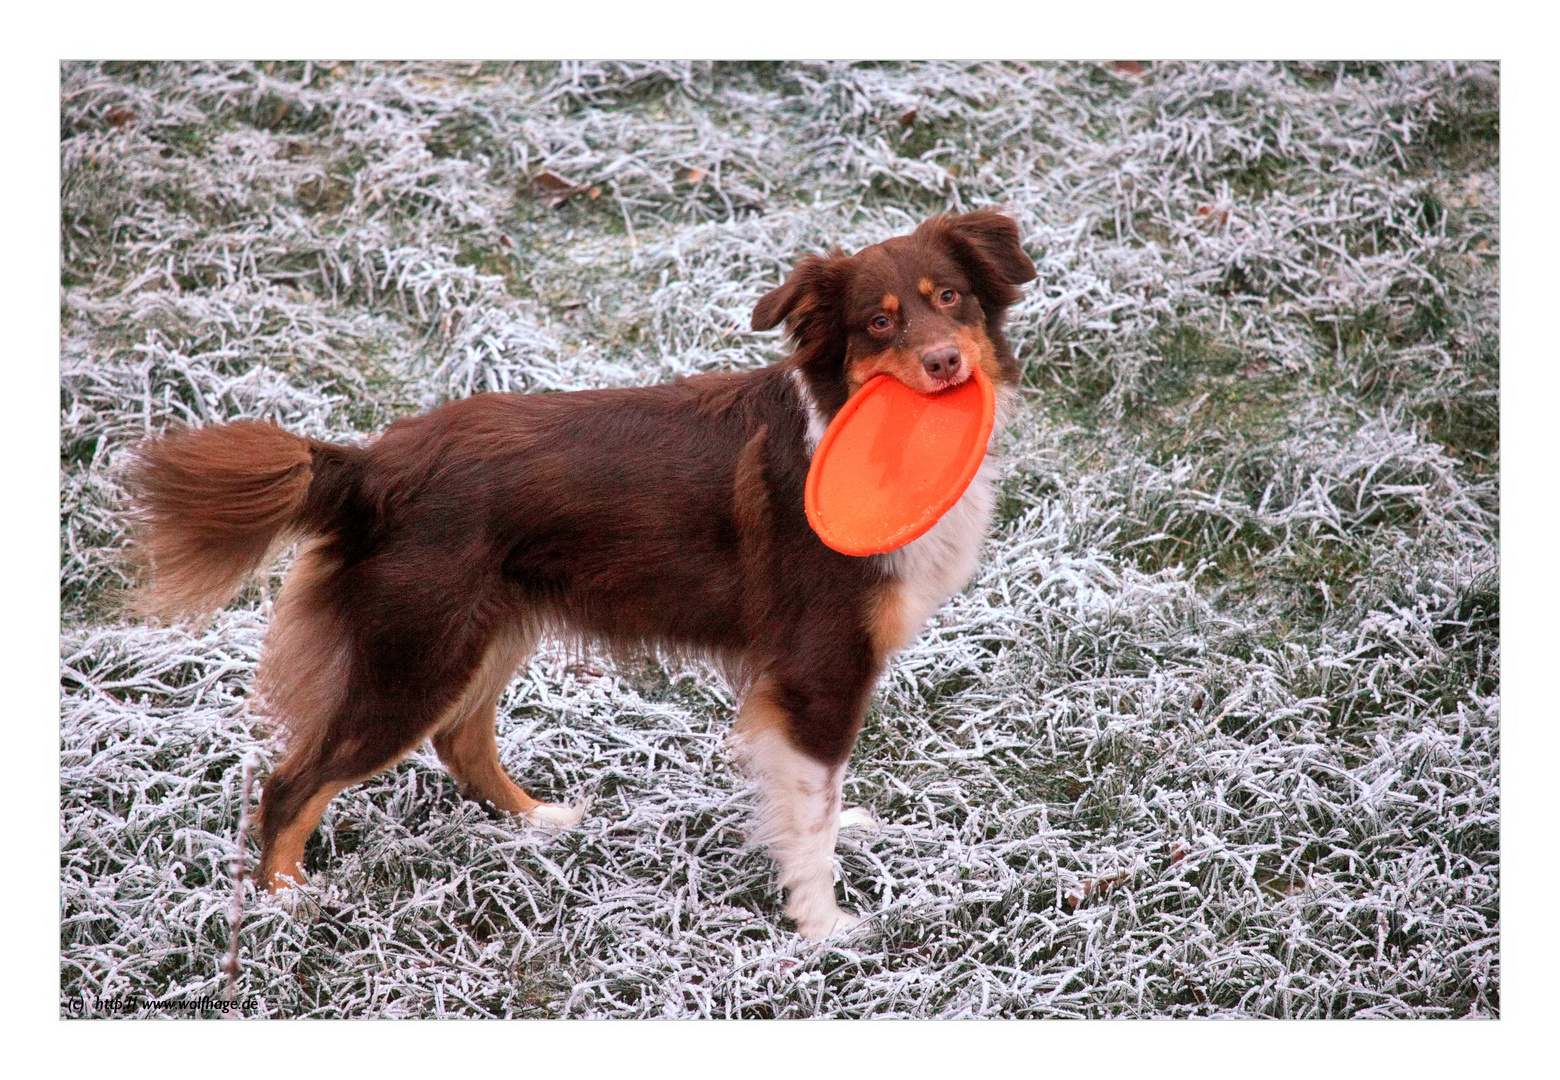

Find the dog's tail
[[124, 420, 364, 619]]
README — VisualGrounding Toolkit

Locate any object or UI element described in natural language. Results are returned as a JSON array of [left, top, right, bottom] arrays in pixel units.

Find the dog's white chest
[[874, 461, 996, 654]]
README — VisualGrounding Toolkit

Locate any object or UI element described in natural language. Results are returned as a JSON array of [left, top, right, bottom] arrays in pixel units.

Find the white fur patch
[[523, 802, 587, 829], [732, 723, 859, 939], [875, 463, 997, 652], [790, 368, 828, 455], [873, 386, 1013, 654], [837, 806, 880, 832]]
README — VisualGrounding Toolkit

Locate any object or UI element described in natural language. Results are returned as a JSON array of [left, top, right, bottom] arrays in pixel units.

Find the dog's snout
[[921, 346, 962, 379]]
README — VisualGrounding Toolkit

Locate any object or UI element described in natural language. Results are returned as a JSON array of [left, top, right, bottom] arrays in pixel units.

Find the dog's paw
[[523, 801, 586, 829], [259, 880, 312, 918], [792, 905, 863, 941], [828, 908, 864, 936], [837, 806, 880, 833]]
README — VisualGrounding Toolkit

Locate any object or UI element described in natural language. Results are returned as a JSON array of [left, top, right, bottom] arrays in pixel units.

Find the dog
[[125, 209, 1036, 939]]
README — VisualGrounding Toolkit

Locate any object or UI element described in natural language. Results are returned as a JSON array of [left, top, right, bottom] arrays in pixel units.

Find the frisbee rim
[[804, 364, 995, 557]]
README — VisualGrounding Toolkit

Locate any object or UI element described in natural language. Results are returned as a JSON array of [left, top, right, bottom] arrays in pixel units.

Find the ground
[[60, 61, 1499, 1018]]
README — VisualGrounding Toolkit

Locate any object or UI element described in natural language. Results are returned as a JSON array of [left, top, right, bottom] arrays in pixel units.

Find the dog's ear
[[752, 254, 846, 333], [922, 209, 1036, 309], [751, 279, 800, 331]]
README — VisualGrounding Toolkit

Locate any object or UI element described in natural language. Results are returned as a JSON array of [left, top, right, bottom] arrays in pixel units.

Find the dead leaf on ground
[[532, 171, 587, 207], [1063, 869, 1132, 911], [533, 171, 578, 192]]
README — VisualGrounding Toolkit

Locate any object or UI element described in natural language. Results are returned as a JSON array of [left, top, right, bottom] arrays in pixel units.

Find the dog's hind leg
[[255, 760, 364, 892], [256, 674, 467, 891], [257, 686, 491, 892], [254, 548, 425, 892], [253, 544, 524, 890], [431, 622, 584, 829]]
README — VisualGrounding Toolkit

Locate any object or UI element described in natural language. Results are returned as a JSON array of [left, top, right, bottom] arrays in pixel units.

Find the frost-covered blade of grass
[[61, 61, 1497, 1018]]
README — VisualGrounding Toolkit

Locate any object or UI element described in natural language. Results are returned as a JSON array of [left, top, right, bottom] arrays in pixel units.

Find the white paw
[[791, 905, 863, 941], [260, 881, 312, 917], [522, 801, 586, 829], [837, 806, 880, 833]]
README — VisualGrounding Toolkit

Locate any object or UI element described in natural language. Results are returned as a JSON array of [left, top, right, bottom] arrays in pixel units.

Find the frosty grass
[[60, 61, 1499, 1018]]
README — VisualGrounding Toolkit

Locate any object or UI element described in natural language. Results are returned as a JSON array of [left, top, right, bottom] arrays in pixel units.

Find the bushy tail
[[124, 420, 357, 619]]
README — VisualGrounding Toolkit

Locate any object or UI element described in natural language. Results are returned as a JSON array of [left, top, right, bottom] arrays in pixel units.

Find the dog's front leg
[[734, 680, 863, 940]]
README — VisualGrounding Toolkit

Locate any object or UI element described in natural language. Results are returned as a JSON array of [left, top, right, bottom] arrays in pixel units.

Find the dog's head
[[753, 209, 1036, 417]]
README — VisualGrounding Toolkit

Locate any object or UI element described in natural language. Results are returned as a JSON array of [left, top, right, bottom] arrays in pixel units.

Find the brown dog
[[125, 209, 1036, 939]]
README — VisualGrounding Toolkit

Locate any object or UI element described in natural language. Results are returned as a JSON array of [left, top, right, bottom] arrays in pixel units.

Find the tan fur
[[732, 675, 787, 742], [881, 293, 900, 315], [918, 277, 935, 297], [847, 346, 936, 395], [262, 623, 546, 890], [431, 625, 543, 816], [255, 540, 352, 752], [868, 585, 915, 660], [263, 783, 352, 891], [957, 325, 1004, 385]]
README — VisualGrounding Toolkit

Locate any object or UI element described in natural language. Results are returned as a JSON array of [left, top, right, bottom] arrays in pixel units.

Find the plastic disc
[[804, 363, 995, 556]]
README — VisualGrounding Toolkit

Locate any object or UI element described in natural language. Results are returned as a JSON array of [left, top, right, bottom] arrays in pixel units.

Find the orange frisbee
[[805, 363, 996, 556]]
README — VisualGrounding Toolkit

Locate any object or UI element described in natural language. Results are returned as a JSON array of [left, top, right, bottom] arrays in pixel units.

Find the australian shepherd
[[125, 209, 1037, 939]]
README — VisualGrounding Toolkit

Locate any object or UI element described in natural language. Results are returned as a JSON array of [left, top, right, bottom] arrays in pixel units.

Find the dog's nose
[[922, 346, 962, 379]]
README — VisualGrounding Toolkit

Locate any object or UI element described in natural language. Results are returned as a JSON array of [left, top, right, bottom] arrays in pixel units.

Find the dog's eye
[[869, 315, 893, 332], [939, 289, 958, 305]]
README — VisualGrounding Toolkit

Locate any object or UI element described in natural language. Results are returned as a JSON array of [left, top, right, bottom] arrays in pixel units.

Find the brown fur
[[124, 210, 1037, 906], [124, 421, 314, 618]]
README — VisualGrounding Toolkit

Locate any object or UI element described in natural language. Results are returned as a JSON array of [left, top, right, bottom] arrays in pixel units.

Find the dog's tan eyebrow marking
[[918, 277, 935, 297], [881, 293, 899, 314]]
